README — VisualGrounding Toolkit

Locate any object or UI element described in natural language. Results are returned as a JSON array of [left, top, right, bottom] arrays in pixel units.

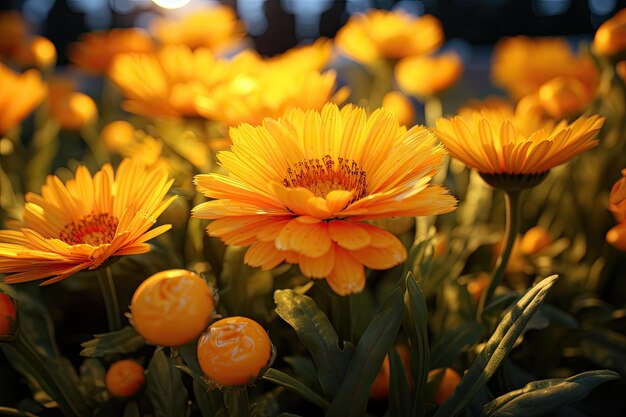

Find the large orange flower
[[192, 103, 456, 295], [0, 159, 176, 285], [435, 107, 604, 177], [336, 9, 443, 64], [0, 62, 47, 134]]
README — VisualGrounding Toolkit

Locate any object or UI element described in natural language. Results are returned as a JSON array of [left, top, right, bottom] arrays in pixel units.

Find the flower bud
[[609, 169, 626, 223], [17, 36, 56, 69], [594, 9, 626, 57], [101, 121, 136, 153], [105, 360, 145, 397], [370, 344, 411, 400], [382, 91, 415, 126], [197, 316, 271, 386], [131, 269, 216, 346], [607, 222, 626, 251], [0, 292, 17, 341], [519, 226, 552, 255], [538, 76, 589, 119], [396, 52, 463, 97]]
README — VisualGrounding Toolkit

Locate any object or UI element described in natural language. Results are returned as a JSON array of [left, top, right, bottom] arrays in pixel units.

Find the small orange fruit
[[105, 360, 145, 397]]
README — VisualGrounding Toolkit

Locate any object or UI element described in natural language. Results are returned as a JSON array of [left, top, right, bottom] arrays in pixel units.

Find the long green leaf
[[193, 377, 227, 417], [433, 275, 559, 417], [0, 407, 39, 417], [482, 370, 620, 416], [404, 273, 430, 417], [326, 288, 404, 417], [274, 289, 352, 398], [260, 368, 329, 410], [80, 326, 145, 358], [430, 322, 486, 370], [388, 348, 411, 417], [223, 387, 249, 417], [147, 349, 188, 417]]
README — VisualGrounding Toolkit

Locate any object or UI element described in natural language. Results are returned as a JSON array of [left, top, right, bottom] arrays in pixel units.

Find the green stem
[[424, 96, 442, 128], [367, 59, 394, 111], [223, 386, 249, 417], [96, 267, 121, 331], [479, 190, 521, 318]]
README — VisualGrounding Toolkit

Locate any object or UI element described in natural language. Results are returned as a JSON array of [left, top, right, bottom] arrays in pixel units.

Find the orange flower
[[14, 36, 57, 69], [594, 8, 626, 57], [0, 11, 27, 59], [48, 78, 97, 130], [0, 292, 16, 339], [151, 5, 245, 53], [0, 63, 47, 135], [536, 76, 592, 119], [68, 28, 154, 74], [105, 360, 145, 398], [336, 9, 443, 64], [396, 52, 463, 98], [0, 159, 176, 285], [193, 103, 456, 295], [607, 169, 626, 252], [382, 91, 415, 126], [197, 316, 272, 386], [436, 107, 604, 178], [492, 36, 598, 101], [130, 269, 216, 346], [617, 61, 626, 82]]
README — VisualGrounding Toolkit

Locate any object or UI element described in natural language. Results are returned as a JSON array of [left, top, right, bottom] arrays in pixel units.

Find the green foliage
[[80, 326, 145, 358], [146, 349, 188, 417]]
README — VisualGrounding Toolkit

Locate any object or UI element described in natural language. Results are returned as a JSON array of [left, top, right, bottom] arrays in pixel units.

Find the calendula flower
[[151, 5, 245, 53], [382, 91, 415, 126], [492, 36, 598, 100], [594, 8, 626, 57], [535, 76, 591, 119], [197, 316, 272, 386], [0, 11, 27, 59], [105, 360, 145, 398], [607, 169, 626, 251], [0, 63, 47, 135], [396, 52, 463, 98], [436, 107, 604, 189], [0, 159, 176, 285], [131, 269, 216, 346], [193, 103, 456, 295], [336, 9, 443, 64], [48, 78, 97, 130], [265, 38, 333, 74], [68, 28, 154, 74]]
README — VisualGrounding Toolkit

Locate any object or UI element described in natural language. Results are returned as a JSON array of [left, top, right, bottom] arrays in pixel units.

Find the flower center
[[59, 212, 119, 246], [282, 155, 367, 200]]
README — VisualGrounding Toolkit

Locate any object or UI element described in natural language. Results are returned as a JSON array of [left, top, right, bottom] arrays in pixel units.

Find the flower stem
[[367, 59, 394, 111], [424, 96, 442, 128], [479, 190, 521, 318], [223, 386, 249, 417], [96, 266, 121, 331]]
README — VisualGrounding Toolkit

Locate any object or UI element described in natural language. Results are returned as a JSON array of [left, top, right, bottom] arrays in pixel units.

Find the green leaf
[[260, 368, 329, 410], [430, 322, 486, 370], [0, 407, 39, 417], [404, 273, 430, 417], [122, 403, 141, 417], [482, 370, 620, 417], [284, 356, 322, 393], [146, 349, 188, 417], [223, 387, 249, 417], [193, 377, 226, 417], [79, 358, 108, 406], [273, 289, 353, 398], [326, 288, 404, 417], [580, 327, 626, 376], [433, 275, 559, 417], [388, 348, 411, 417], [80, 326, 145, 358]]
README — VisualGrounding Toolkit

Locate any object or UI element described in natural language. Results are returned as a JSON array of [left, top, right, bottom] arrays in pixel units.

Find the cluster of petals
[[193, 103, 456, 295]]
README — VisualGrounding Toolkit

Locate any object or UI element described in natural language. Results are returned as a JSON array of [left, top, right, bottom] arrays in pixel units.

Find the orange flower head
[[193, 103, 457, 295], [537, 76, 592, 119], [492, 36, 598, 100], [428, 368, 462, 405], [0, 292, 17, 339], [197, 316, 272, 386], [69, 28, 154, 74], [105, 360, 145, 397], [519, 226, 552, 255], [336, 9, 443, 64], [396, 52, 463, 98], [594, 9, 626, 57], [151, 5, 245, 53], [48, 79, 97, 130], [0, 159, 176, 285], [15, 36, 57, 69], [382, 91, 415, 126], [609, 169, 626, 223], [0, 63, 47, 135], [131, 269, 215, 346], [607, 222, 626, 251], [0, 11, 27, 58], [436, 106, 604, 189]]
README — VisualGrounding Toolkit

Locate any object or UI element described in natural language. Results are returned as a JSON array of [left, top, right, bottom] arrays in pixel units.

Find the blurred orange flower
[[492, 36, 598, 101], [396, 52, 463, 98], [193, 103, 456, 295], [336, 9, 443, 64], [594, 8, 626, 57], [436, 107, 604, 177], [382, 91, 415, 126], [151, 5, 245, 53], [0, 11, 27, 59], [0, 159, 176, 285], [0, 63, 47, 135], [48, 78, 97, 130], [68, 28, 154, 74]]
